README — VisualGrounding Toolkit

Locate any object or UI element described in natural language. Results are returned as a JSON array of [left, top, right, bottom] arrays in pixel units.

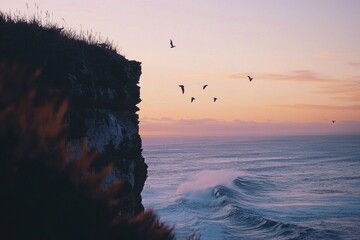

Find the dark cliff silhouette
[[0, 10, 146, 216], [0, 12, 174, 240]]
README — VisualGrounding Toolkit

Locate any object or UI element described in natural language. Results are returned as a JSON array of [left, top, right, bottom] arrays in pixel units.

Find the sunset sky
[[2, 0, 360, 136]]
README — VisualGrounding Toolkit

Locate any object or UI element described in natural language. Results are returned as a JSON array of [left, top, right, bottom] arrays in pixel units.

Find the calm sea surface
[[141, 135, 360, 239]]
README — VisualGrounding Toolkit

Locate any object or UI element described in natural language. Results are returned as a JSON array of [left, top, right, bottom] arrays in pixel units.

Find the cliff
[[0, 13, 147, 216]]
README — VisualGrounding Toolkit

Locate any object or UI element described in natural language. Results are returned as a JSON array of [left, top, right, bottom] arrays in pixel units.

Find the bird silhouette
[[170, 39, 175, 48], [332, 120, 336, 123], [191, 97, 195, 103], [203, 84, 208, 90], [179, 85, 185, 94], [248, 76, 253, 82], [213, 97, 218, 102]]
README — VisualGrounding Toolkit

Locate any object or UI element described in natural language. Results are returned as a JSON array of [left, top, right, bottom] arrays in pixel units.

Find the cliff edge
[[0, 13, 147, 216]]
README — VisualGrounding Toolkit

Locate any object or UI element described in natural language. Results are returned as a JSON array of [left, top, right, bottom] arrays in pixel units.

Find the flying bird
[[179, 85, 185, 94], [332, 120, 336, 123], [191, 97, 195, 103], [248, 76, 253, 82], [203, 84, 208, 90], [213, 97, 218, 102], [170, 39, 175, 48]]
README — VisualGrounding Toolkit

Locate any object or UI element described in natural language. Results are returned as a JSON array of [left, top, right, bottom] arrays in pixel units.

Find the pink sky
[[2, 0, 360, 136]]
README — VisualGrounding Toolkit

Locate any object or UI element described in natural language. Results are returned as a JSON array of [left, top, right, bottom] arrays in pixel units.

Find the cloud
[[270, 103, 360, 111], [314, 51, 341, 60], [314, 79, 360, 102], [139, 117, 360, 137], [348, 62, 360, 67], [227, 70, 337, 83], [228, 70, 360, 102]]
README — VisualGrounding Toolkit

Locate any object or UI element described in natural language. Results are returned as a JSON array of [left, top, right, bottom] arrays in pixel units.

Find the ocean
[[141, 134, 360, 240]]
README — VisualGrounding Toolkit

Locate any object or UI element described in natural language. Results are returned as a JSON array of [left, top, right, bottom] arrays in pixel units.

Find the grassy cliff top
[[0, 10, 120, 56]]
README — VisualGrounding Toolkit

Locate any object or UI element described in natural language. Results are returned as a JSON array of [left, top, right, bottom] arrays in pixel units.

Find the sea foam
[[175, 169, 248, 196]]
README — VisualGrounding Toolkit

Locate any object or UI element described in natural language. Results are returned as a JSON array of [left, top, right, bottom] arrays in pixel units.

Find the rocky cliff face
[[0, 14, 147, 216]]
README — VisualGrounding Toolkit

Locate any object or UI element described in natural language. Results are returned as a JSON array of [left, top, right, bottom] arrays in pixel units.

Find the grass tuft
[[0, 8, 119, 53]]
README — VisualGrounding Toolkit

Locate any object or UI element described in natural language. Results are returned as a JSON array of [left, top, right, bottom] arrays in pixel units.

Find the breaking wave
[[171, 170, 340, 240]]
